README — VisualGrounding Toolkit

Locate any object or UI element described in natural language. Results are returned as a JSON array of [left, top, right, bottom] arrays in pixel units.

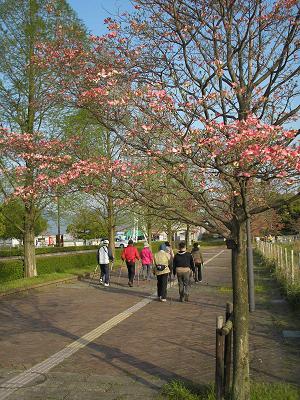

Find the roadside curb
[[0, 276, 79, 298]]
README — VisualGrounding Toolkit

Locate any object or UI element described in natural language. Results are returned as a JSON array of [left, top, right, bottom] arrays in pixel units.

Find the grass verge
[[159, 380, 300, 400], [254, 250, 300, 308], [0, 266, 93, 294], [218, 285, 268, 294]]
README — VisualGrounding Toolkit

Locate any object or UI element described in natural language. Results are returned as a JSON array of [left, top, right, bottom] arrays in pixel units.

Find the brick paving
[[0, 247, 299, 399]]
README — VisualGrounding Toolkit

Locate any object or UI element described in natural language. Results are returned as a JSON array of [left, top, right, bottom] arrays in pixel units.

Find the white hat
[[102, 239, 109, 244], [144, 242, 149, 247]]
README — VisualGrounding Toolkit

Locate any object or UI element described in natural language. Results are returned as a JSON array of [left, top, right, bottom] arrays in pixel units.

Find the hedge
[[0, 252, 97, 283], [0, 260, 24, 282], [0, 245, 98, 258]]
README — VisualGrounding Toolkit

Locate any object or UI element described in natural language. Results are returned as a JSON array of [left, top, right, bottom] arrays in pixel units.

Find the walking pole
[[137, 261, 140, 286], [169, 277, 173, 306], [89, 265, 99, 286], [169, 268, 175, 305], [118, 263, 123, 284]]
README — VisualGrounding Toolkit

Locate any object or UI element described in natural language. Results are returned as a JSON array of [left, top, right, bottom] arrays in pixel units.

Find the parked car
[[115, 238, 129, 248]]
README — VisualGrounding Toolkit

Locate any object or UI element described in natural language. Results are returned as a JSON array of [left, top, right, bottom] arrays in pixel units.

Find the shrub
[[0, 252, 97, 282], [0, 245, 98, 258], [0, 260, 23, 281], [35, 245, 98, 255], [37, 252, 96, 275]]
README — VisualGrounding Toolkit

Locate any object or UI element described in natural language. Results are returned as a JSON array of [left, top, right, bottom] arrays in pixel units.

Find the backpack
[[192, 249, 201, 263]]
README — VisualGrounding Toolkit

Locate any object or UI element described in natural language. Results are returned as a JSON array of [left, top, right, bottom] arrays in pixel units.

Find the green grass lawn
[[159, 380, 300, 400]]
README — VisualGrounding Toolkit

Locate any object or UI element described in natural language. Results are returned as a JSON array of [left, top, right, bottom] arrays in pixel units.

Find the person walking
[[164, 241, 174, 282], [191, 242, 204, 283], [121, 239, 140, 287], [153, 244, 170, 302], [173, 241, 195, 302], [97, 239, 114, 287], [140, 242, 153, 280]]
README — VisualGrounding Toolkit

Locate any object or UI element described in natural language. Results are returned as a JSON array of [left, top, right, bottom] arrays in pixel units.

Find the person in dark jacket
[[173, 242, 195, 302], [191, 242, 204, 283]]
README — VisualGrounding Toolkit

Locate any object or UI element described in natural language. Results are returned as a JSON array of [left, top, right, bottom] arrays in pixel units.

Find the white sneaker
[[160, 298, 167, 302], [100, 277, 103, 283], [104, 283, 110, 287]]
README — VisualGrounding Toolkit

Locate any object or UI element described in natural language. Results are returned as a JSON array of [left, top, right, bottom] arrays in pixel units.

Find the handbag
[[156, 264, 166, 272]]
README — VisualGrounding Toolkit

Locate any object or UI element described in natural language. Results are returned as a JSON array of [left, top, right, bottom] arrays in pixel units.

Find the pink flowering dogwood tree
[[37, 1, 300, 398], [0, 128, 79, 277], [0, 0, 87, 276]]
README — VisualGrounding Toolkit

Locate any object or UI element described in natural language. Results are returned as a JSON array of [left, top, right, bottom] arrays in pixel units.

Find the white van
[[114, 238, 129, 248]]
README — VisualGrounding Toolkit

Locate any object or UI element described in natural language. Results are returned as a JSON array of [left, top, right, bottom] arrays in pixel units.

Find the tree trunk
[[23, 207, 37, 277], [185, 224, 190, 247], [231, 221, 250, 400], [146, 219, 152, 248], [166, 222, 173, 244], [22, 0, 37, 279], [56, 196, 62, 247], [107, 195, 115, 256]]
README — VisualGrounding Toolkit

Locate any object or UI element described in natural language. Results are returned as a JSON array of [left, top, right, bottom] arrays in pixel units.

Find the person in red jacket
[[121, 239, 140, 287]]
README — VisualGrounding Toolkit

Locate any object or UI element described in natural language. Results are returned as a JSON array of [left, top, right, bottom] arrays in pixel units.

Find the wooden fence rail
[[215, 302, 233, 400]]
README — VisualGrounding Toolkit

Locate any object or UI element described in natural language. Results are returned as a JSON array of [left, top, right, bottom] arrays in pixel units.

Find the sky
[[68, 0, 134, 35]]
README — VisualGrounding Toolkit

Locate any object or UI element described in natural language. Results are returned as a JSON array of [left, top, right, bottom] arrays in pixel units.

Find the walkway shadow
[[82, 281, 154, 300], [86, 342, 197, 391]]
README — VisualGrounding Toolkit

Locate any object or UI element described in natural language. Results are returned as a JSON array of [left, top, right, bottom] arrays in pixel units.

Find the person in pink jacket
[[140, 242, 154, 280]]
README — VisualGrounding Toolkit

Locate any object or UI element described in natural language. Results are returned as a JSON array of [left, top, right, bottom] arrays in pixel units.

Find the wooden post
[[284, 248, 288, 283], [223, 303, 233, 397], [291, 249, 294, 285], [216, 316, 224, 400], [280, 247, 284, 277]]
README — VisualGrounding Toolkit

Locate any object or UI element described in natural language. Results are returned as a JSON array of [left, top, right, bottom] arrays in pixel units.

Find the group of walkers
[[96, 239, 204, 302]]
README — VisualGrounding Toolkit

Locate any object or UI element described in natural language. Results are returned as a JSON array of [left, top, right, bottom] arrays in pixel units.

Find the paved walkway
[[0, 247, 299, 399]]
